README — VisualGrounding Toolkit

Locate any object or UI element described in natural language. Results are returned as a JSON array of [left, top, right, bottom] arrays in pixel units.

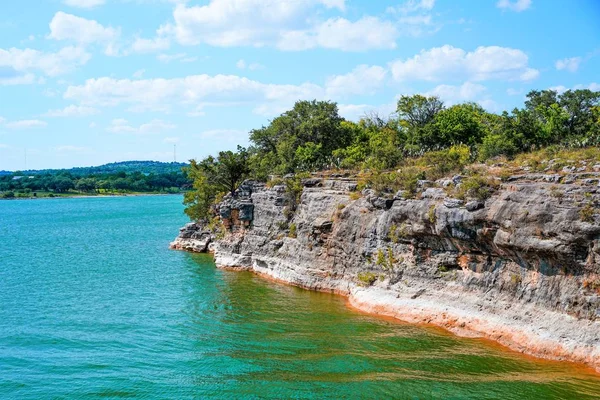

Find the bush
[[2, 191, 15, 199], [455, 175, 500, 201], [357, 271, 378, 286], [478, 134, 518, 161], [580, 203, 596, 223], [419, 145, 471, 180], [288, 223, 297, 238]]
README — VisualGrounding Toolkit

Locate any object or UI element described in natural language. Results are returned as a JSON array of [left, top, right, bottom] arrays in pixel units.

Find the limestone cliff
[[171, 172, 600, 370]]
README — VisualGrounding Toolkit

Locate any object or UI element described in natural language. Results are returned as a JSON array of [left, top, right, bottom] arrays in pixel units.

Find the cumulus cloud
[[0, 73, 36, 85], [156, 53, 197, 63], [107, 118, 176, 134], [5, 119, 47, 129], [423, 81, 498, 110], [0, 46, 90, 77], [236, 59, 265, 70], [390, 45, 539, 82], [496, 0, 532, 12], [277, 17, 398, 51], [131, 36, 170, 53], [64, 74, 325, 117], [166, 0, 397, 51], [555, 57, 581, 72], [63, 0, 105, 8], [388, 0, 436, 14], [325, 65, 387, 97], [49, 12, 120, 44], [43, 105, 99, 117]]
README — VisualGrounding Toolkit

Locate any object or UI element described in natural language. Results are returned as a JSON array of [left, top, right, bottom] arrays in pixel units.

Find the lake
[[1, 195, 599, 399]]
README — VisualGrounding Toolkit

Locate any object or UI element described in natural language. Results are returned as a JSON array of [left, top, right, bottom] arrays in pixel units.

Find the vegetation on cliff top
[[184, 89, 600, 221]]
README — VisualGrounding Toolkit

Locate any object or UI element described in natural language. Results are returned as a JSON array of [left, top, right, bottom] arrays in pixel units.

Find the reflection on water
[[0, 196, 599, 399]]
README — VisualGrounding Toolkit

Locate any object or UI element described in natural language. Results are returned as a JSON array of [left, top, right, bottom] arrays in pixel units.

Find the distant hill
[[1, 161, 189, 176]]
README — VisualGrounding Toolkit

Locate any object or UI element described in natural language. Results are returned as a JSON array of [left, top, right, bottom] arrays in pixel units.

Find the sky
[[0, 0, 599, 171]]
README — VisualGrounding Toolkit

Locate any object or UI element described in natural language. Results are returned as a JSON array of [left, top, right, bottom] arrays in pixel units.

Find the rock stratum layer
[[171, 174, 600, 371]]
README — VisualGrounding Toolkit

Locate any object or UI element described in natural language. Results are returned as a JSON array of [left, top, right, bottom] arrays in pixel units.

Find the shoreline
[[207, 250, 600, 375], [0, 192, 183, 201]]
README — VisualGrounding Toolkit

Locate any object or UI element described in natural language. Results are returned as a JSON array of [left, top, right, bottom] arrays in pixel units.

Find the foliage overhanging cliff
[[182, 89, 600, 221]]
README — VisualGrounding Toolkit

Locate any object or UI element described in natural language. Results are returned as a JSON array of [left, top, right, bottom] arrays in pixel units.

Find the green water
[[1, 196, 599, 399]]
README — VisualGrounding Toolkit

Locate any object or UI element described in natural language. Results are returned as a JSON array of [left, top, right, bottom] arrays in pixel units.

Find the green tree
[[183, 147, 250, 220], [249, 100, 350, 173], [397, 94, 444, 128]]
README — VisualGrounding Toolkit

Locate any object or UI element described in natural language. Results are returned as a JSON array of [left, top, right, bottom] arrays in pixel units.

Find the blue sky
[[0, 0, 598, 170]]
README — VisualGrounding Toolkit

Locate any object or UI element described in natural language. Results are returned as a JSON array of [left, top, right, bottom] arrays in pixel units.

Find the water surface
[[1, 196, 599, 399]]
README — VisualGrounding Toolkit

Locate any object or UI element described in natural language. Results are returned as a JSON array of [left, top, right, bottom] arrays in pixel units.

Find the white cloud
[[423, 82, 500, 111], [131, 36, 170, 53], [0, 73, 36, 85], [278, 17, 398, 51], [390, 45, 539, 82], [133, 69, 145, 79], [549, 85, 568, 94], [555, 57, 581, 72], [49, 12, 120, 55], [0, 143, 9, 149], [168, 0, 396, 51], [64, 75, 324, 116], [157, 53, 197, 63], [338, 102, 397, 121], [552, 83, 600, 94], [89, 122, 97, 128], [325, 65, 387, 96], [43, 105, 99, 117], [5, 120, 47, 129], [0, 46, 90, 77], [496, 0, 532, 12], [63, 0, 105, 8], [108, 118, 176, 134], [388, 0, 435, 14], [236, 59, 265, 70]]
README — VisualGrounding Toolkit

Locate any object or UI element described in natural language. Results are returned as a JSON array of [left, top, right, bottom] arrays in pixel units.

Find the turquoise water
[[1, 196, 600, 399]]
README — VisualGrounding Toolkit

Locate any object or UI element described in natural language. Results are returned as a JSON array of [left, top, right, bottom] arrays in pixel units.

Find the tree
[[431, 103, 487, 148], [75, 178, 97, 193], [397, 95, 444, 128], [249, 100, 350, 173], [183, 147, 250, 220]]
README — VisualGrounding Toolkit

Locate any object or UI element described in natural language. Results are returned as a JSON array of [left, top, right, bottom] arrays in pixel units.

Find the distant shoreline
[[0, 192, 184, 201]]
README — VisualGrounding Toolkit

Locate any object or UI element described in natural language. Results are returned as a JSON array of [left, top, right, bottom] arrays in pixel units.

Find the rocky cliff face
[[171, 172, 600, 370]]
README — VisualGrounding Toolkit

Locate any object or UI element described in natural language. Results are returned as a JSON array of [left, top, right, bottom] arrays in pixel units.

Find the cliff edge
[[171, 171, 600, 370]]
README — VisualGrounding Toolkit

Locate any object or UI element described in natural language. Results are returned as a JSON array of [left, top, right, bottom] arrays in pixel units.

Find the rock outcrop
[[172, 174, 600, 371]]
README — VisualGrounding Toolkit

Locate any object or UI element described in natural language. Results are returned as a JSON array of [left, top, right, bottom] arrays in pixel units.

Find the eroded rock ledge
[[171, 175, 600, 371]]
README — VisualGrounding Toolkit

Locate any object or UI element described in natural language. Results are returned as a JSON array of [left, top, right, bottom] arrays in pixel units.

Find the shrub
[[580, 203, 596, 223], [357, 272, 378, 286], [428, 204, 437, 224], [277, 221, 289, 230], [288, 223, 297, 238], [349, 191, 362, 200], [420, 145, 471, 180], [1, 191, 15, 199], [455, 175, 500, 201], [478, 134, 518, 161]]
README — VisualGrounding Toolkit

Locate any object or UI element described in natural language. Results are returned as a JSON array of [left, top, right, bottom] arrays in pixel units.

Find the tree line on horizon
[[0, 170, 191, 198], [181, 88, 600, 221]]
